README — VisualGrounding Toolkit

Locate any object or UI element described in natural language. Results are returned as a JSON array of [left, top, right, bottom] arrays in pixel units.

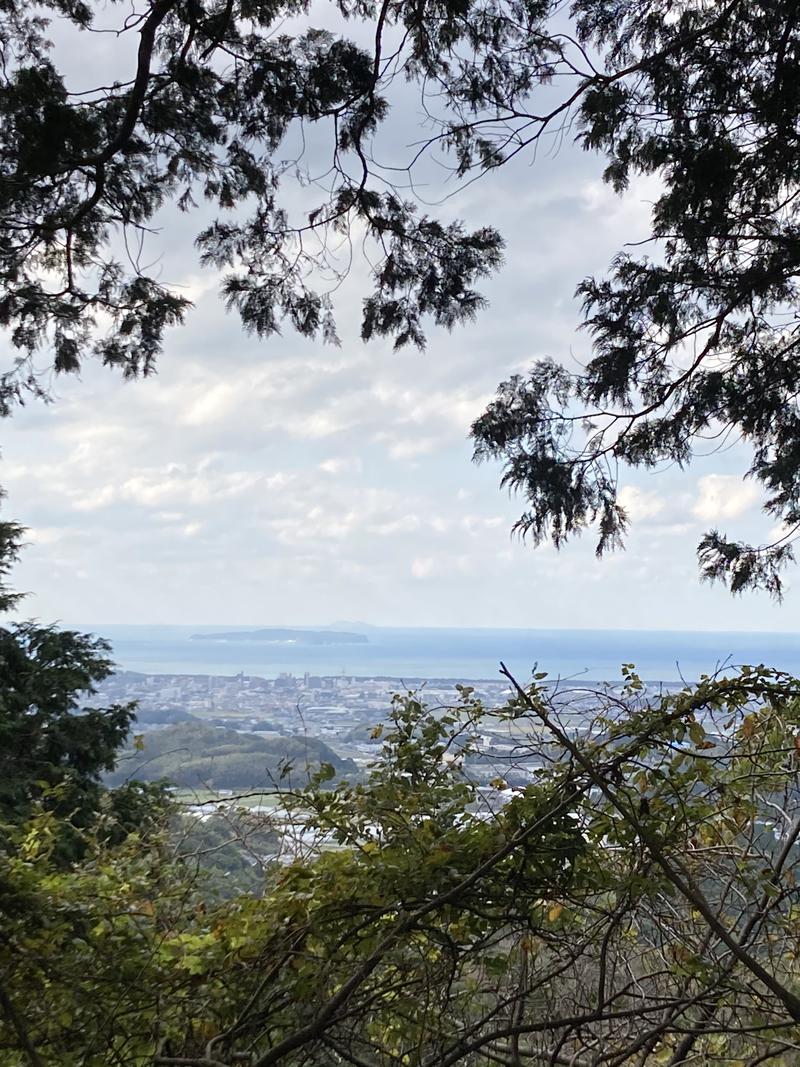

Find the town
[[95, 667, 686, 787]]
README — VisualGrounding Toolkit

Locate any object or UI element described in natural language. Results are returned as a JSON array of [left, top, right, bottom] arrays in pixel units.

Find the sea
[[72, 624, 800, 684]]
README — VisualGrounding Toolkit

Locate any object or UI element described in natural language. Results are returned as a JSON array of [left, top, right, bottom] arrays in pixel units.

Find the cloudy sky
[[2, 10, 797, 633]]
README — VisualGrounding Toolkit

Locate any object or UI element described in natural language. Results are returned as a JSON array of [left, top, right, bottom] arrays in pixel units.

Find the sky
[[1, 7, 797, 633]]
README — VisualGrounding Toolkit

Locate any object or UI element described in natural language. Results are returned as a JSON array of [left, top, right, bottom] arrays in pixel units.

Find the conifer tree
[[2, 1, 799, 590]]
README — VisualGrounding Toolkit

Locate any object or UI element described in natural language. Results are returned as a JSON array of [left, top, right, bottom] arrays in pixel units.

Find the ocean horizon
[[67, 623, 800, 684]]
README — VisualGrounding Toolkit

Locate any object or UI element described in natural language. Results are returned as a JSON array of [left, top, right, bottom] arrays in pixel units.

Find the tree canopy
[[0, 620, 168, 860], [469, 0, 800, 597], [1, 0, 799, 593], [0, 490, 24, 613], [6, 670, 800, 1065], [0, 0, 510, 407]]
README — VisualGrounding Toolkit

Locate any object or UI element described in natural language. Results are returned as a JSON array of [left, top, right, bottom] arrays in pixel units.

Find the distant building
[[274, 673, 297, 690]]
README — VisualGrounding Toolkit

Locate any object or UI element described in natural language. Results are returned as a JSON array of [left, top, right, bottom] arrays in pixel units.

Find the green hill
[[107, 723, 357, 791]]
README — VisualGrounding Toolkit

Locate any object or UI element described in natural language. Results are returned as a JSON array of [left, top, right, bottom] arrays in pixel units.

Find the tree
[[0, 804, 203, 1067], [0, 0, 513, 410], [2, 2, 798, 593], [0, 489, 24, 614], [6, 670, 800, 1066], [464, 1, 800, 596], [0, 620, 167, 860]]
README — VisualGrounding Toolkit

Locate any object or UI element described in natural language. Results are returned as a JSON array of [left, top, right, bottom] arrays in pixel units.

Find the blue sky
[[1, 10, 796, 633]]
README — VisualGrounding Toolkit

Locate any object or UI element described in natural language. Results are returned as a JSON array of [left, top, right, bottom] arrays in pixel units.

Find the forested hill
[[106, 723, 356, 790]]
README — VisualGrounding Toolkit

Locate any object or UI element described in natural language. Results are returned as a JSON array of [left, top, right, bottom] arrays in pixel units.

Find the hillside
[[107, 723, 357, 790]]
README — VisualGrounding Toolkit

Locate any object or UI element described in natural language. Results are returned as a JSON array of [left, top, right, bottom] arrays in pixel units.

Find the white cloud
[[180, 382, 240, 426], [618, 485, 665, 522], [580, 173, 662, 232], [400, 387, 491, 431], [121, 475, 196, 508], [319, 456, 363, 475], [460, 514, 505, 533], [651, 522, 695, 537], [691, 475, 761, 522], [174, 269, 225, 303], [411, 556, 435, 579], [117, 468, 264, 509], [27, 526, 64, 546], [371, 515, 422, 536], [383, 436, 441, 460], [72, 485, 117, 512]]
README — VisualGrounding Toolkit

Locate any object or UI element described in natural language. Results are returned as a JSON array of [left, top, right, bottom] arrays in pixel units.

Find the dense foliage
[[5, 669, 800, 1065], [174, 809, 279, 897], [466, 1, 800, 594], [0, 490, 24, 614], [0, 0, 509, 408], [3, 1, 800, 589], [0, 621, 169, 860]]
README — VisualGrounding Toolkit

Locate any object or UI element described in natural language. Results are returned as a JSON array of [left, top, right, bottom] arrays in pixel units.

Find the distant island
[[190, 627, 369, 645]]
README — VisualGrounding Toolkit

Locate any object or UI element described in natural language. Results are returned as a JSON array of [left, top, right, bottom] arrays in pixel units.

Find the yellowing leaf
[[688, 721, 705, 746]]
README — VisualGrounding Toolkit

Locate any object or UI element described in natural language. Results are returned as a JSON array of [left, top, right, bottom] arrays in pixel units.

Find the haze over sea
[[76, 625, 800, 684]]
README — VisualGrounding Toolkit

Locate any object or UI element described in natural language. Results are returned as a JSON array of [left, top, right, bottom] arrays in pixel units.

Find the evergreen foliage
[[0, 621, 168, 860], [0, 0, 511, 411], [1, 1, 798, 589], [468, 0, 800, 594], [0, 489, 24, 613]]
